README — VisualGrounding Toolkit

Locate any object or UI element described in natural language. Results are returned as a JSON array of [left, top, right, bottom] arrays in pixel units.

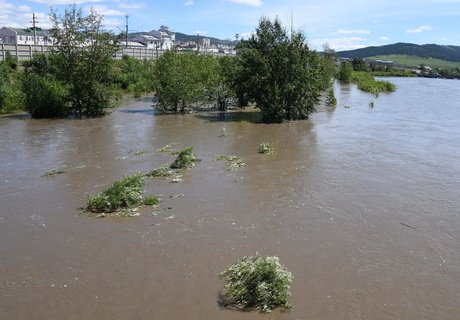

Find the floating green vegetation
[[43, 166, 68, 177], [134, 150, 146, 156], [143, 195, 161, 206], [146, 166, 177, 178], [85, 173, 156, 216], [157, 142, 180, 154], [351, 72, 396, 95], [213, 155, 246, 171], [219, 254, 293, 313], [258, 143, 275, 154], [170, 147, 198, 169]]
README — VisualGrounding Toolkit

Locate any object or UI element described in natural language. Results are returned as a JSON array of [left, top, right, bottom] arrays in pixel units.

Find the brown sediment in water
[[1, 80, 460, 319]]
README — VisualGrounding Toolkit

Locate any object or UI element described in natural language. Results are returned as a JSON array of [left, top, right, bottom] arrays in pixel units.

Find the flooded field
[[1, 78, 460, 319]]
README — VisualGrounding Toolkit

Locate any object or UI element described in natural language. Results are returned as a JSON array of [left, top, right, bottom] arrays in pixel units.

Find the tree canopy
[[233, 17, 331, 123]]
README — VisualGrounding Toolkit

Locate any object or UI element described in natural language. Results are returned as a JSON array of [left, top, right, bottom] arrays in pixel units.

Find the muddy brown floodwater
[[1, 78, 460, 320]]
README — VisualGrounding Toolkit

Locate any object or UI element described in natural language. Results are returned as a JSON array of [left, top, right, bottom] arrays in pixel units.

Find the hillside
[[175, 32, 236, 46], [338, 43, 460, 63]]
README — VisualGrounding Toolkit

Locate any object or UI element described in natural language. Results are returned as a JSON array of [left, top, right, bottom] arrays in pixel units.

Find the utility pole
[[31, 13, 38, 45], [125, 14, 129, 47]]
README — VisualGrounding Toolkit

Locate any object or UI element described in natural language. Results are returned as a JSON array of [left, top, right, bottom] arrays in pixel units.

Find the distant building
[[127, 26, 176, 50], [0, 27, 54, 45]]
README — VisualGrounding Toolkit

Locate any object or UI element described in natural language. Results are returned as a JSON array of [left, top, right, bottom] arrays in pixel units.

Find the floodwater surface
[[1, 78, 460, 319]]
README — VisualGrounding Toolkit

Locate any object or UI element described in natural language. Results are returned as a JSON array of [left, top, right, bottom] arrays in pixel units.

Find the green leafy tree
[[337, 61, 353, 83], [0, 53, 23, 113], [22, 5, 119, 118], [49, 5, 119, 117], [233, 17, 328, 123], [351, 58, 368, 71]]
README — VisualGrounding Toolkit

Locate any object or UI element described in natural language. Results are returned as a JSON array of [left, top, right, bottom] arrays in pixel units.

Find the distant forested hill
[[175, 32, 236, 46], [338, 43, 460, 62]]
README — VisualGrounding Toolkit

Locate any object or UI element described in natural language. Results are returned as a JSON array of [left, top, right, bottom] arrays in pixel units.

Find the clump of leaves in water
[[157, 142, 180, 154], [170, 147, 198, 169], [85, 173, 156, 215], [219, 254, 293, 313], [146, 166, 178, 178], [213, 155, 246, 171], [43, 166, 68, 177], [258, 143, 275, 154]]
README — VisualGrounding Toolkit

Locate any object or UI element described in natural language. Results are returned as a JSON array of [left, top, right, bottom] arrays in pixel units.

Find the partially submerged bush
[[86, 173, 152, 214], [258, 143, 275, 154], [325, 88, 337, 107], [170, 147, 198, 169], [220, 254, 293, 312]]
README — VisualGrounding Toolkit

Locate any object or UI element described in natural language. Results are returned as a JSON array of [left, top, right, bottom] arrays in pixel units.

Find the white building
[[0, 27, 54, 45], [128, 26, 176, 50]]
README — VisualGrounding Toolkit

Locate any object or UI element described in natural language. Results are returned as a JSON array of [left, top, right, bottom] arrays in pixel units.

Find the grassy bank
[[351, 72, 396, 95], [369, 54, 460, 69]]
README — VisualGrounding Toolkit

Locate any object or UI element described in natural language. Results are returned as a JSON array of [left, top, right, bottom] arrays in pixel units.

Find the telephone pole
[[125, 14, 129, 47], [31, 13, 38, 45]]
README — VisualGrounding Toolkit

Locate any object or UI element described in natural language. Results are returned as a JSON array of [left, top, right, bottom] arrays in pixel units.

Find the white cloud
[[184, 0, 194, 5], [87, 5, 125, 16], [0, 0, 52, 28], [335, 29, 370, 35], [227, 0, 263, 7], [119, 2, 146, 9], [29, 0, 105, 4], [406, 25, 432, 34], [310, 37, 368, 51], [380, 36, 389, 41]]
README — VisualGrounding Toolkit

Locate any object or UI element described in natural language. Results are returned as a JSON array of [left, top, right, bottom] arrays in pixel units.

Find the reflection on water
[[1, 78, 460, 319]]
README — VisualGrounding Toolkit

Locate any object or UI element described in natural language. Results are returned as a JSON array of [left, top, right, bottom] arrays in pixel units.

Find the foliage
[[337, 61, 353, 83], [86, 173, 147, 214], [219, 254, 293, 312], [170, 147, 198, 169], [113, 55, 156, 98], [213, 155, 246, 171], [153, 51, 208, 112], [143, 196, 160, 206], [258, 143, 275, 154], [22, 73, 70, 118], [370, 70, 416, 77], [325, 88, 337, 106], [234, 17, 330, 123], [22, 5, 119, 118], [0, 54, 23, 113], [351, 58, 368, 71], [350, 72, 396, 94], [145, 166, 178, 177]]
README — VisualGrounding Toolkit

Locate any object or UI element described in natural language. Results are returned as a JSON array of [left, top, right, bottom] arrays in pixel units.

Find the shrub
[[22, 74, 69, 118], [170, 147, 198, 169], [86, 173, 147, 214], [220, 254, 293, 312], [325, 88, 337, 106]]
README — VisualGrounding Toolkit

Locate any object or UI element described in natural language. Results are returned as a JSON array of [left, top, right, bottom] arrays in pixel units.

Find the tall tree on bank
[[234, 17, 330, 123], [23, 5, 118, 118]]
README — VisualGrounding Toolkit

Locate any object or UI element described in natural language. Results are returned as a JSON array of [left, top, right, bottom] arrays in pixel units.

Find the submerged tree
[[23, 5, 118, 118], [233, 17, 330, 123]]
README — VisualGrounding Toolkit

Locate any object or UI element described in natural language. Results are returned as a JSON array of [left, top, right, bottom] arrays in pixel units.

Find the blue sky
[[1, 0, 459, 50]]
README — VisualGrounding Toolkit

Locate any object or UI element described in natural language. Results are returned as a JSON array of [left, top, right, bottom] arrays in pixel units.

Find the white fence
[[0, 43, 231, 61]]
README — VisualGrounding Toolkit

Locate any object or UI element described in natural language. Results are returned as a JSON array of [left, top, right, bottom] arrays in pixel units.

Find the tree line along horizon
[[0, 5, 396, 123]]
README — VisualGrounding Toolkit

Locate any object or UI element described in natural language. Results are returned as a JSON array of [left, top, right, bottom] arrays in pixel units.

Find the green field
[[369, 55, 460, 69]]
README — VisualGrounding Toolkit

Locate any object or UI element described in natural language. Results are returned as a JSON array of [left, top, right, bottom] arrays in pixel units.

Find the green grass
[[219, 254, 293, 313], [369, 55, 460, 69], [351, 72, 396, 95], [85, 173, 154, 215]]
